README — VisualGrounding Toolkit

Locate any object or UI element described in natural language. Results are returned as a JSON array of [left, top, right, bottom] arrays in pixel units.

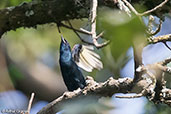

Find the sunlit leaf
[[97, 7, 146, 60], [10, 0, 32, 6]]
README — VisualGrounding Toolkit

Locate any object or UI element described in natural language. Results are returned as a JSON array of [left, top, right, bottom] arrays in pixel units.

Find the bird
[[59, 36, 103, 91]]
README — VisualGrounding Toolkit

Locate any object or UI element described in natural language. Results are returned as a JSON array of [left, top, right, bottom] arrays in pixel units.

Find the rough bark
[[37, 76, 133, 114], [0, 0, 170, 37], [37, 76, 171, 114]]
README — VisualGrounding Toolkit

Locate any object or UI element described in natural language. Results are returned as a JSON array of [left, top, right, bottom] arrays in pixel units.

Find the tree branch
[[37, 73, 171, 114], [66, 21, 95, 45], [26, 93, 35, 114], [0, 0, 90, 37], [0, 0, 116, 38], [148, 34, 171, 44], [80, 0, 110, 48], [122, 0, 169, 16], [37, 58, 171, 114], [37, 76, 134, 114], [0, 0, 170, 38]]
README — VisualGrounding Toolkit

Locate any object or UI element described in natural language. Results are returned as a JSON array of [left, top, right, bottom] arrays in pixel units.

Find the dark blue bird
[[59, 36, 103, 91]]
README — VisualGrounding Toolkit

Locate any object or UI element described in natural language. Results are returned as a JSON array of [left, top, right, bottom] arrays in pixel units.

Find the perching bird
[[59, 36, 103, 91]]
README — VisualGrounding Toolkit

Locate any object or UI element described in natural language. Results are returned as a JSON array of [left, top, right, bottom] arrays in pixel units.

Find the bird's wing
[[72, 44, 103, 72]]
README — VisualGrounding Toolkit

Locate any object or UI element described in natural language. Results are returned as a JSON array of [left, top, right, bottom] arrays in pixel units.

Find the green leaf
[[8, 64, 24, 85], [97, 7, 146, 60], [10, 0, 32, 6]]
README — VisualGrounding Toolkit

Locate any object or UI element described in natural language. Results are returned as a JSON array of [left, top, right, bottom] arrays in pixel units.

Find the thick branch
[[0, 0, 170, 38], [0, 0, 90, 37], [37, 75, 171, 114], [0, 0, 117, 38], [37, 76, 133, 114]]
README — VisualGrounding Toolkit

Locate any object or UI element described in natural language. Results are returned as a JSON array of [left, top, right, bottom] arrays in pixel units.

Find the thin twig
[[95, 31, 104, 39], [80, 0, 109, 48], [122, 0, 139, 15], [163, 42, 171, 51], [27, 93, 35, 114], [151, 19, 163, 36], [60, 23, 91, 35], [148, 34, 171, 44], [116, 93, 143, 98], [122, 0, 168, 16], [91, 0, 109, 48], [91, 0, 98, 43], [146, 15, 163, 36], [67, 21, 94, 45], [139, 0, 168, 16], [80, 28, 92, 35], [117, 0, 131, 17], [59, 21, 109, 47], [147, 15, 155, 34]]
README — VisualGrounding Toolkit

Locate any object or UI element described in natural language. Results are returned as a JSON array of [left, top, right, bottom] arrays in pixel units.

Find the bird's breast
[[59, 58, 72, 66]]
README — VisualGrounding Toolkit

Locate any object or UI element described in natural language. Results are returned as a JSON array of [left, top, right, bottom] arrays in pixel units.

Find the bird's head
[[60, 36, 72, 62]]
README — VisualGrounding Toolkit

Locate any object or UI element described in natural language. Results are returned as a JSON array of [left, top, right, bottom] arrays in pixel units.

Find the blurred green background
[[0, 0, 171, 114]]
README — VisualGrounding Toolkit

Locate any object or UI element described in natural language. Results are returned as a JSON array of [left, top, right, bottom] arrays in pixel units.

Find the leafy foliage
[[0, 0, 31, 8], [97, 7, 146, 60]]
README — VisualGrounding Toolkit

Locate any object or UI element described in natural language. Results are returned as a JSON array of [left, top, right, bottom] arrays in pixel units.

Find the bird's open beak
[[61, 36, 66, 43]]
